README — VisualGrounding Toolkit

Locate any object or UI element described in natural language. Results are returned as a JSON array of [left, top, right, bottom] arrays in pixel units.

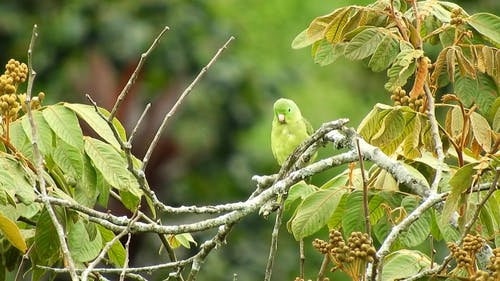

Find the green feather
[[271, 98, 315, 165]]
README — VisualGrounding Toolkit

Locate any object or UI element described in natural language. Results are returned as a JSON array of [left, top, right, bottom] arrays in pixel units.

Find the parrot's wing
[[304, 117, 314, 136]]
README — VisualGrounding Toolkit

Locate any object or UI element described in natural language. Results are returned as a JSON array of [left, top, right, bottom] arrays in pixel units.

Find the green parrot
[[271, 98, 315, 166]]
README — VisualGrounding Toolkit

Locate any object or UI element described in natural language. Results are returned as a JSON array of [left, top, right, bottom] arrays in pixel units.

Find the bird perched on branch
[[271, 98, 315, 166]]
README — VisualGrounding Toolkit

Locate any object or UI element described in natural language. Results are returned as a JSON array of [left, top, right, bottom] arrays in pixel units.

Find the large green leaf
[[291, 187, 346, 240], [32, 207, 65, 270], [84, 137, 141, 210], [74, 154, 99, 208], [467, 13, 500, 46], [455, 73, 497, 115], [470, 112, 492, 152], [285, 181, 317, 211], [43, 104, 83, 149], [440, 163, 475, 225], [385, 43, 422, 91], [0, 154, 36, 204], [97, 225, 125, 267], [8, 121, 33, 160], [381, 250, 432, 280], [21, 110, 54, 156], [371, 108, 405, 148], [312, 40, 344, 66], [341, 191, 366, 235], [67, 219, 102, 263], [344, 27, 384, 60], [357, 104, 393, 141], [398, 197, 431, 248], [0, 212, 27, 252], [52, 138, 83, 179], [64, 103, 127, 149], [368, 34, 399, 72]]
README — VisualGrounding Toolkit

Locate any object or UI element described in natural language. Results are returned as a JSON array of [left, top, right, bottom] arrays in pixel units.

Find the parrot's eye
[[288, 108, 291, 112]]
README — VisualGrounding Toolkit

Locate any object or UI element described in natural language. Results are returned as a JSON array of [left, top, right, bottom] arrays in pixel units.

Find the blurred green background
[[1, 0, 498, 280]]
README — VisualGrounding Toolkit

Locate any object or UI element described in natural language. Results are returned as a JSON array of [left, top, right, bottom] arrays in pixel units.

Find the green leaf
[[470, 111, 493, 152], [440, 163, 475, 225], [21, 110, 54, 156], [385, 50, 418, 92], [118, 189, 141, 212], [320, 172, 348, 190], [64, 103, 127, 149], [324, 6, 355, 44], [467, 13, 500, 46], [32, 207, 65, 268], [373, 169, 398, 191], [0, 212, 27, 252], [291, 187, 346, 240], [344, 28, 384, 60], [8, 121, 33, 160], [52, 138, 83, 179], [342, 191, 366, 235], [371, 108, 405, 148], [0, 154, 36, 204], [398, 197, 431, 247], [455, 70, 498, 115], [381, 250, 432, 280], [285, 181, 317, 211], [312, 40, 344, 66], [84, 137, 138, 192], [97, 225, 125, 267], [67, 219, 102, 263], [368, 34, 399, 72], [168, 233, 196, 249], [291, 29, 311, 49], [357, 104, 393, 141], [74, 154, 98, 207], [304, 7, 353, 47], [43, 104, 83, 149]]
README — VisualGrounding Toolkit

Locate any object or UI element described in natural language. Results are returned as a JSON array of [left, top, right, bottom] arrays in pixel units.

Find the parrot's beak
[[278, 113, 286, 123]]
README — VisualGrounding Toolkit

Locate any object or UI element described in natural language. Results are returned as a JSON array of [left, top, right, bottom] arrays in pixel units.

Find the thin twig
[[317, 255, 330, 281], [299, 239, 305, 279], [424, 83, 445, 193], [81, 214, 141, 280], [264, 201, 285, 281], [129, 103, 151, 145], [25, 24, 79, 281], [356, 138, 371, 237], [119, 233, 133, 281], [109, 26, 170, 121], [142, 36, 235, 171]]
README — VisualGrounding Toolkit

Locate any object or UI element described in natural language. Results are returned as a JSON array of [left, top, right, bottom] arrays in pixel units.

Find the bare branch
[[264, 201, 285, 281], [142, 36, 235, 171], [424, 83, 445, 193], [109, 26, 170, 121], [25, 24, 79, 281]]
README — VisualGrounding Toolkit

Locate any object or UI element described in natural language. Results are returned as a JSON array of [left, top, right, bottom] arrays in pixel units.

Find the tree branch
[[25, 24, 78, 281], [142, 36, 235, 171]]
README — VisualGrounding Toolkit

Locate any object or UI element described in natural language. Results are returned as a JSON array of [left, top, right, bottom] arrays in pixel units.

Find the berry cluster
[[313, 230, 375, 280], [448, 234, 497, 278], [486, 248, 500, 279], [448, 242, 474, 270], [450, 8, 465, 26], [0, 59, 28, 119], [390, 86, 424, 112]]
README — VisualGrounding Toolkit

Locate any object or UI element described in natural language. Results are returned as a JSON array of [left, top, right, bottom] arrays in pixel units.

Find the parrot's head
[[273, 98, 302, 124]]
